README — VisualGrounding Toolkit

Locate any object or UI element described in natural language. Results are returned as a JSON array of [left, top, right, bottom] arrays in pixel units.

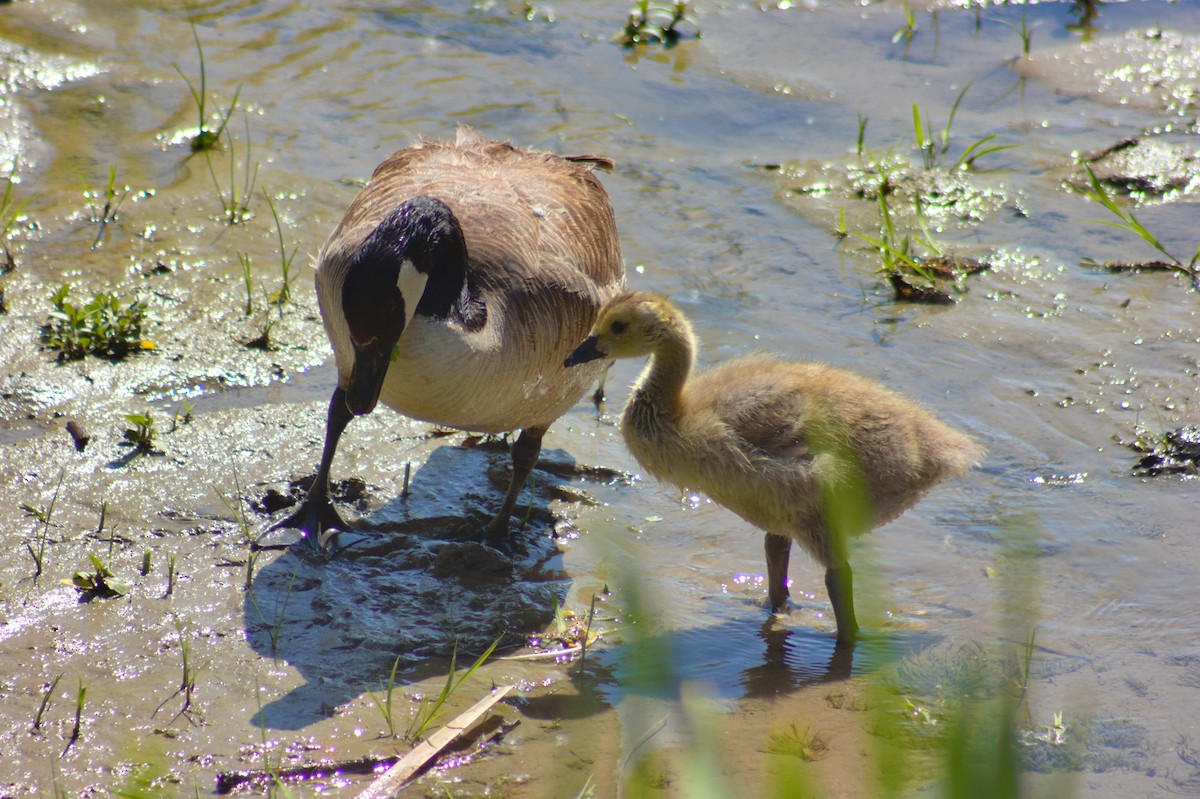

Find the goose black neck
[[356, 197, 468, 317]]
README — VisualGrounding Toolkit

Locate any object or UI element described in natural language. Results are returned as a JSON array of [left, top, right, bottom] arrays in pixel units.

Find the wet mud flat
[[2, 1, 1200, 797]]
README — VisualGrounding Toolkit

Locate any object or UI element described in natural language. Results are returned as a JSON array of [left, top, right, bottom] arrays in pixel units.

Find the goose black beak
[[565, 336, 605, 368], [346, 341, 392, 415]]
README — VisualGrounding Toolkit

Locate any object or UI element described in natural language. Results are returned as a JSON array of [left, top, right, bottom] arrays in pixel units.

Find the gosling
[[565, 291, 984, 646]]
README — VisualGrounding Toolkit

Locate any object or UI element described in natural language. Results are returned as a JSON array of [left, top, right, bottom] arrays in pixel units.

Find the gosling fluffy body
[[566, 291, 983, 644], [278, 127, 625, 544]]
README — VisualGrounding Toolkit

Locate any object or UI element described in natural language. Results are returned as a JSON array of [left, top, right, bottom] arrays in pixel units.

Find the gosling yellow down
[[275, 127, 625, 546], [565, 291, 983, 645]]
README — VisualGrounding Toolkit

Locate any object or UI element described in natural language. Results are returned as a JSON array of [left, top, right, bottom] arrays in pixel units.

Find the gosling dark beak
[[565, 336, 605, 368], [346, 341, 392, 415]]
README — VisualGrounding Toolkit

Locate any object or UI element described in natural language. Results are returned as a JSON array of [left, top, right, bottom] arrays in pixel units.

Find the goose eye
[[611, 320, 627, 334]]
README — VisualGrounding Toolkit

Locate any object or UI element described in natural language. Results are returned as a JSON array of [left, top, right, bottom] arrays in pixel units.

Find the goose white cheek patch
[[397, 258, 429, 321]]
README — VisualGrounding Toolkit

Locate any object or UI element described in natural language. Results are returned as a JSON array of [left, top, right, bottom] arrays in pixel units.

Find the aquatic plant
[[368, 655, 405, 737], [247, 559, 301, 654], [175, 22, 241, 152], [70, 552, 129, 598], [237, 252, 255, 315], [165, 552, 177, 598], [22, 469, 64, 581], [262, 188, 298, 305], [204, 112, 258, 225], [82, 165, 132, 249], [912, 84, 1017, 173], [122, 411, 160, 453], [892, 0, 917, 46], [173, 615, 209, 715], [616, 1, 698, 47], [404, 637, 500, 743], [243, 310, 276, 351], [71, 509, 129, 598], [1076, 164, 1200, 289], [66, 678, 86, 751], [852, 189, 989, 303], [1, 167, 30, 272], [41, 284, 152, 361], [764, 724, 829, 761], [31, 673, 63, 735], [169, 399, 193, 432], [213, 471, 259, 588]]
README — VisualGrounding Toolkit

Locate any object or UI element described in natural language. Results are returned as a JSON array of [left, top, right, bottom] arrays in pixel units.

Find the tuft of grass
[[175, 21, 241, 152], [169, 399, 193, 433], [82, 165, 132, 249], [910, 83, 1016, 173], [213, 471, 259, 588], [262, 188, 298, 305], [1076, 163, 1200, 288], [404, 637, 500, 743], [32, 673, 63, 735], [204, 112, 258, 225], [22, 469, 64, 581], [368, 654, 405, 737], [237, 252, 255, 316], [65, 678, 86, 752], [247, 559, 301, 654], [616, 1, 698, 47], [41, 284, 153, 361], [173, 616, 209, 714], [764, 724, 829, 761], [1, 167, 31, 272], [892, 0, 917, 45]]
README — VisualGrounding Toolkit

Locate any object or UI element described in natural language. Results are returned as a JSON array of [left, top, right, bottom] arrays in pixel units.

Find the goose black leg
[[825, 562, 859, 647], [764, 533, 793, 611], [267, 387, 353, 548], [483, 426, 546, 546]]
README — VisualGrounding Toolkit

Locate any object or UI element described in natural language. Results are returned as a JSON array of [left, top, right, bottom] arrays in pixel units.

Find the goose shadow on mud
[[243, 441, 582, 730]]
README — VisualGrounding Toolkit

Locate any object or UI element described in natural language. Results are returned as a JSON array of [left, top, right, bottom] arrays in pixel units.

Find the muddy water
[[2, 1, 1200, 796]]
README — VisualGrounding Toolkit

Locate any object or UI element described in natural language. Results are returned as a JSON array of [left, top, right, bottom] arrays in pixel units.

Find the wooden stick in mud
[[356, 684, 515, 799]]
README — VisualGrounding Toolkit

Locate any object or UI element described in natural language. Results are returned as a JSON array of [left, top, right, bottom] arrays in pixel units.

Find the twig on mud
[[357, 684, 515, 799]]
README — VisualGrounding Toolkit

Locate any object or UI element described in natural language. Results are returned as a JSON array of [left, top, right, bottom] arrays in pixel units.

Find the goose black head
[[342, 196, 467, 415]]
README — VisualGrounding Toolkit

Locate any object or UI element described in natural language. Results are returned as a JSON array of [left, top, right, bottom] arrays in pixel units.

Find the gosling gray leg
[[764, 533, 793, 611], [825, 562, 858, 647], [483, 426, 545, 546], [267, 387, 353, 547]]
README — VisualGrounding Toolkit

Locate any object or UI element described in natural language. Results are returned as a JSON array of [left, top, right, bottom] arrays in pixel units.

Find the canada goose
[[565, 291, 983, 645], [275, 127, 625, 547]]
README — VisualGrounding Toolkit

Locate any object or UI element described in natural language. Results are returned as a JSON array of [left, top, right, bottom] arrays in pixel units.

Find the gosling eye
[[610, 320, 628, 334]]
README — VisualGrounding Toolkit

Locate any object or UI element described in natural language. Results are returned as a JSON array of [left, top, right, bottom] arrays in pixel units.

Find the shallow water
[[2, 1, 1200, 796]]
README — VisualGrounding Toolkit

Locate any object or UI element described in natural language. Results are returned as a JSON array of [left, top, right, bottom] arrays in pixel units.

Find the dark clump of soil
[[1131, 424, 1200, 476]]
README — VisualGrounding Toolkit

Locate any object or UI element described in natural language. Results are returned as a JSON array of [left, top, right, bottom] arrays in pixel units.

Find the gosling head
[[341, 196, 466, 415], [564, 290, 686, 367]]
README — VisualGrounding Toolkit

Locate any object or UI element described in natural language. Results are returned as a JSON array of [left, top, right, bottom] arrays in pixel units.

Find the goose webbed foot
[[260, 491, 350, 553]]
